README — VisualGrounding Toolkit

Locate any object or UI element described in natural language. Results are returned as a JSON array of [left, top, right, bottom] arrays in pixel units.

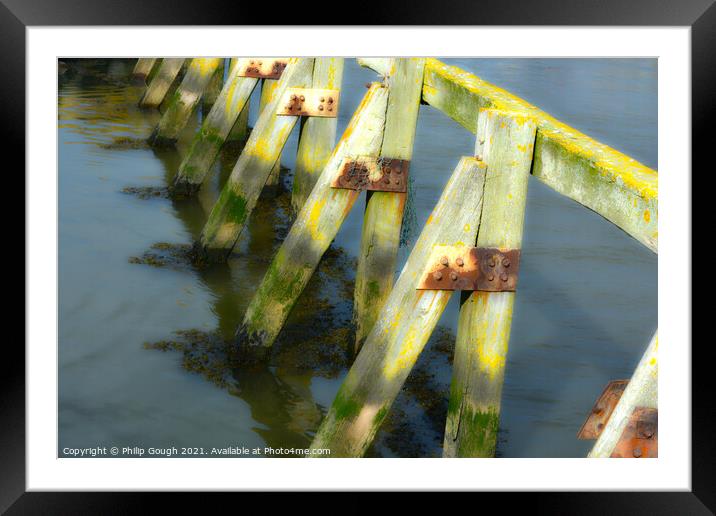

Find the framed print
[[7, 0, 707, 511]]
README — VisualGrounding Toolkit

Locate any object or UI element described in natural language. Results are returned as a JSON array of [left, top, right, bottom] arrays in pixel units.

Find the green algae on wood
[[359, 57, 658, 252], [196, 58, 315, 261], [226, 58, 251, 144], [353, 58, 424, 356], [309, 157, 487, 457], [139, 58, 185, 108], [148, 57, 224, 146], [235, 83, 389, 363], [443, 110, 537, 457], [202, 59, 225, 112], [172, 60, 260, 195], [589, 331, 657, 458], [291, 58, 345, 213]]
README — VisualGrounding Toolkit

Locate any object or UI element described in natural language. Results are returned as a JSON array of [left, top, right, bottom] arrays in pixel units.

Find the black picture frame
[[5, 0, 706, 512]]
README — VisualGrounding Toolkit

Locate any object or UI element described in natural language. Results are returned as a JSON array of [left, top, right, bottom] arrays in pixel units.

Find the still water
[[58, 58, 657, 458]]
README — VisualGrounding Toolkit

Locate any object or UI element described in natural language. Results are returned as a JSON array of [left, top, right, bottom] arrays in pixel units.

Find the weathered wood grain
[[589, 331, 658, 458], [148, 57, 224, 146], [196, 58, 315, 260], [139, 58, 185, 109], [443, 109, 537, 458], [353, 58, 424, 355], [291, 58, 345, 213], [235, 84, 389, 362], [259, 78, 283, 189], [132, 58, 156, 80], [359, 57, 658, 252], [309, 157, 487, 457], [226, 58, 250, 144], [172, 60, 260, 195]]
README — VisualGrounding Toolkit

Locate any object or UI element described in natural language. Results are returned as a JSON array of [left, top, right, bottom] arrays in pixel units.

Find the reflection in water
[[58, 59, 657, 458]]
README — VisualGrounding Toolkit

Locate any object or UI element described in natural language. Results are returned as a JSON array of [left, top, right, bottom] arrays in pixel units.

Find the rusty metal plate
[[611, 407, 658, 458], [236, 58, 288, 79], [277, 87, 340, 117], [330, 156, 409, 193], [577, 380, 628, 439], [416, 246, 521, 291]]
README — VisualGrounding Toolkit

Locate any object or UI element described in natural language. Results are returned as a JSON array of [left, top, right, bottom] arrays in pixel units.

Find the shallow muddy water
[[58, 58, 657, 458]]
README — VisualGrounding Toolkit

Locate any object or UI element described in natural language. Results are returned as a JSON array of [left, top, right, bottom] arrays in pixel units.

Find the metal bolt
[[596, 423, 604, 431], [479, 138, 485, 144], [258, 61, 262, 65], [433, 271, 443, 281], [450, 272, 458, 281], [366, 82, 372, 88], [300, 95, 305, 101], [476, 154, 483, 161], [291, 94, 297, 101], [250, 60, 255, 65], [328, 97, 334, 103], [384, 177, 390, 184], [318, 105, 324, 111], [489, 259, 495, 267], [633, 448, 643, 458], [500, 273, 508, 282], [641, 429, 654, 439], [440, 256, 449, 266], [320, 97, 325, 102], [502, 258, 511, 267], [488, 274, 494, 281], [593, 406, 604, 415], [328, 106, 333, 111], [456, 257, 464, 267]]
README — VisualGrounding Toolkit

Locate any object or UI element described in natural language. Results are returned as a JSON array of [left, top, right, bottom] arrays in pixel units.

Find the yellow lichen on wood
[[139, 58, 185, 109]]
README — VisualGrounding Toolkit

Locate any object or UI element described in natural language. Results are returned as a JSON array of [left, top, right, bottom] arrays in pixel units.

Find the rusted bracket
[[277, 87, 340, 118], [577, 380, 629, 439], [611, 407, 658, 458], [330, 156, 409, 193], [236, 58, 288, 79], [416, 246, 520, 291]]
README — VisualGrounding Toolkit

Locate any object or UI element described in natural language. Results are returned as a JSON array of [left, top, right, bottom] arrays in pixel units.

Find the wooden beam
[[196, 58, 315, 261], [235, 83, 389, 362], [359, 58, 658, 252], [309, 157, 487, 457], [138, 58, 185, 109], [443, 109, 537, 457], [132, 58, 156, 80], [258, 78, 283, 191], [589, 331, 658, 458], [172, 60, 260, 195], [352, 58, 424, 355], [148, 57, 224, 146], [291, 58, 345, 213], [202, 59, 225, 112], [226, 58, 250, 144]]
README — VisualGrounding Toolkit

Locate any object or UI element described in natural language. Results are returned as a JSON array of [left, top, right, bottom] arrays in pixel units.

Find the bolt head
[[488, 274, 495, 281], [300, 95, 305, 101], [633, 448, 643, 458], [450, 272, 458, 281], [500, 273, 508, 282], [433, 271, 443, 281], [489, 259, 495, 267], [456, 257, 464, 267], [502, 258, 511, 267], [476, 154, 483, 161], [328, 97, 334, 103], [318, 105, 324, 111], [291, 94, 297, 101], [320, 97, 325, 102], [440, 256, 449, 266]]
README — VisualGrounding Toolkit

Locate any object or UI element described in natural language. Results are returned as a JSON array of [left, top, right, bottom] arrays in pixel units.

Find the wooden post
[[226, 58, 250, 144], [138, 58, 185, 109], [259, 78, 283, 189], [235, 84, 389, 362], [442, 109, 537, 458], [171, 60, 260, 196], [196, 58, 315, 261], [589, 331, 658, 458], [352, 58, 425, 355], [148, 57, 224, 147], [202, 59, 225, 112], [309, 157, 487, 457], [291, 58, 344, 213], [132, 58, 156, 80]]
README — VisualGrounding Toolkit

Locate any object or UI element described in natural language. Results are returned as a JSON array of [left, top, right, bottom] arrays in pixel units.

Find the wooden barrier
[[139, 58, 185, 109], [359, 58, 658, 253], [442, 110, 537, 457], [291, 58, 344, 213], [309, 157, 486, 457], [172, 60, 259, 195], [235, 84, 389, 363], [196, 58, 315, 260], [148, 57, 224, 146], [352, 58, 424, 355]]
